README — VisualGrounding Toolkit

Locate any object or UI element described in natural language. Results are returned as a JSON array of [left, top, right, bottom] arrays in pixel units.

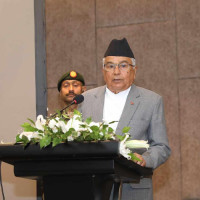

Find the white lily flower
[[119, 143, 131, 159], [125, 140, 149, 149], [99, 132, 104, 136], [119, 134, 131, 160], [17, 111, 151, 164], [19, 132, 34, 141], [48, 119, 57, 129], [52, 127, 58, 133], [76, 132, 80, 137], [35, 115, 46, 131], [111, 135, 115, 140], [19, 131, 42, 141], [73, 114, 81, 120], [66, 116, 83, 131], [88, 122, 100, 133], [58, 120, 68, 133], [33, 131, 44, 139], [89, 122, 100, 127], [67, 135, 74, 141]]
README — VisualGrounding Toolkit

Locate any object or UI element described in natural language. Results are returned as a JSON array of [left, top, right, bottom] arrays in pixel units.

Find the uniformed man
[[57, 70, 86, 113]]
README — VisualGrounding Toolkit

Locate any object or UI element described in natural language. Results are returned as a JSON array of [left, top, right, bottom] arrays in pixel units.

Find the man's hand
[[133, 153, 146, 167]]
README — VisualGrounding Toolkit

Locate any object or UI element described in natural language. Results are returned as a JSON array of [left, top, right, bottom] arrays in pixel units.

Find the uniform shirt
[[103, 87, 131, 131]]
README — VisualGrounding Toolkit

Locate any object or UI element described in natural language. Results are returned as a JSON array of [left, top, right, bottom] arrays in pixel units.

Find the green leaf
[[62, 114, 69, 119], [16, 134, 33, 146], [16, 134, 22, 143], [56, 110, 61, 117], [115, 134, 126, 141], [18, 135, 30, 147], [81, 131, 90, 140], [85, 117, 92, 125], [74, 116, 82, 121], [27, 118, 35, 125], [101, 125, 108, 134], [73, 109, 81, 116], [21, 122, 38, 132], [31, 138, 39, 144], [90, 125, 99, 132], [108, 121, 118, 124], [80, 124, 86, 128], [104, 133, 111, 140], [21, 122, 31, 127], [39, 135, 51, 148], [52, 137, 62, 147], [61, 134, 68, 140], [108, 127, 114, 133], [129, 153, 141, 162], [44, 125, 51, 133], [122, 126, 130, 133], [69, 128, 75, 132]]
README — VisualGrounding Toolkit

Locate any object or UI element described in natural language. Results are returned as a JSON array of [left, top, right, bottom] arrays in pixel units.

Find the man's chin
[[65, 96, 75, 103], [109, 85, 129, 93]]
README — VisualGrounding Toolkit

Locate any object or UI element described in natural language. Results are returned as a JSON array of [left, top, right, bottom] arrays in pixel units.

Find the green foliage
[[16, 134, 22, 143], [62, 113, 69, 120], [52, 137, 62, 147], [115, 134, 126, 141], [129, 153, 141, 162], [16, 110, 146, 164], [40, 135, 51, 148], [108, 121, 118, 124], [16, 134, 29, 146], [73, 109, 81, 116], [27, 118, 35, 125], [56, 110, 61, 117], [21, 122, 38, 132], [85, 117, 92, 125], [122, 127, 130, 133]]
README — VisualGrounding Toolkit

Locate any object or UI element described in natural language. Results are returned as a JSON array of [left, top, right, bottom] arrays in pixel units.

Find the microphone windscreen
[[73, 94, 84, 104]]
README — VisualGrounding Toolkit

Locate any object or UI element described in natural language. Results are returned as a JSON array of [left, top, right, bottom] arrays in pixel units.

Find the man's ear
[[135, 65, 138, 71], [82, 86, 86, 93]]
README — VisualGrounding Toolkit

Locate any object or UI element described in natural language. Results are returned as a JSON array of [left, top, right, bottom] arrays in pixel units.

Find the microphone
[[50, 95, 84, 118], [72, 94, 84, 105]]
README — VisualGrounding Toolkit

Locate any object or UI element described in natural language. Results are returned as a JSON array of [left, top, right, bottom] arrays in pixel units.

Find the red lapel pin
[[130, 101, 134, 105]]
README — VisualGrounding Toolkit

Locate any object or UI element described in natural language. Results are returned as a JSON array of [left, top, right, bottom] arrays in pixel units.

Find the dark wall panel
[[177, 0, 200, 78], [46, 0, 96, 88], [96, 0, 175, 27], [179, 79, 200, 199]]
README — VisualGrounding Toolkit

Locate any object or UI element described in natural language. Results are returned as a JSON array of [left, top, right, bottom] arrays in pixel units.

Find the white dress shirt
[[103, 87, 131, 131]]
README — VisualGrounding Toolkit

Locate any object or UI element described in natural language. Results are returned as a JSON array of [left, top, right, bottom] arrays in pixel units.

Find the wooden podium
[[0, 141, 152, 200]]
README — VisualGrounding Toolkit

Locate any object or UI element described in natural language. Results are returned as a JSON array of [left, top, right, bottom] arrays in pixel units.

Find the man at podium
[[79, 38, 171, 200]]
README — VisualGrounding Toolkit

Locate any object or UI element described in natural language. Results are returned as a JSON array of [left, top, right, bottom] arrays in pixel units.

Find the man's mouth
[[67, 93, 75, 97], [113, 79, 122, 82]]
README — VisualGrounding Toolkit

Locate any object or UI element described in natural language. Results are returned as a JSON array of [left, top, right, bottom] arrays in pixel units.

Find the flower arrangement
[[16, 110, 149, 162]]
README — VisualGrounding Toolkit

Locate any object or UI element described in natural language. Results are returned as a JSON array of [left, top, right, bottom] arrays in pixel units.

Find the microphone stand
[[48, 94, 84, 119], [49, 101, 75, 119]]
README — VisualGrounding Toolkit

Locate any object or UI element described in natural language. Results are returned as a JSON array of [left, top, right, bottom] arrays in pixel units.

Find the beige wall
[[0, 0, 36, 199], [46, 1, 200, 200]]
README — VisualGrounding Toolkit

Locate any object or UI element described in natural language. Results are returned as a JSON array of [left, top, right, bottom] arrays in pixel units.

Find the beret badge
[[70, 71, 77, 78]]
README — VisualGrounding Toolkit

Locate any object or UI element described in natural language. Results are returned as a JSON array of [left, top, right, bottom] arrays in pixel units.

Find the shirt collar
[[105, 86, 131, 96]]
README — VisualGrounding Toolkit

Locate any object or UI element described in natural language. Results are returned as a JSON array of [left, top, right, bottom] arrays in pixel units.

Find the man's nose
[[113, 66, 120, 74], [69, 84, 74, 91]]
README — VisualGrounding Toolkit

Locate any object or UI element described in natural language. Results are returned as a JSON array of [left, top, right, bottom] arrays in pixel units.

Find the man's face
[[103, 56, 137, 93], [60, 80, 86, 104]]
